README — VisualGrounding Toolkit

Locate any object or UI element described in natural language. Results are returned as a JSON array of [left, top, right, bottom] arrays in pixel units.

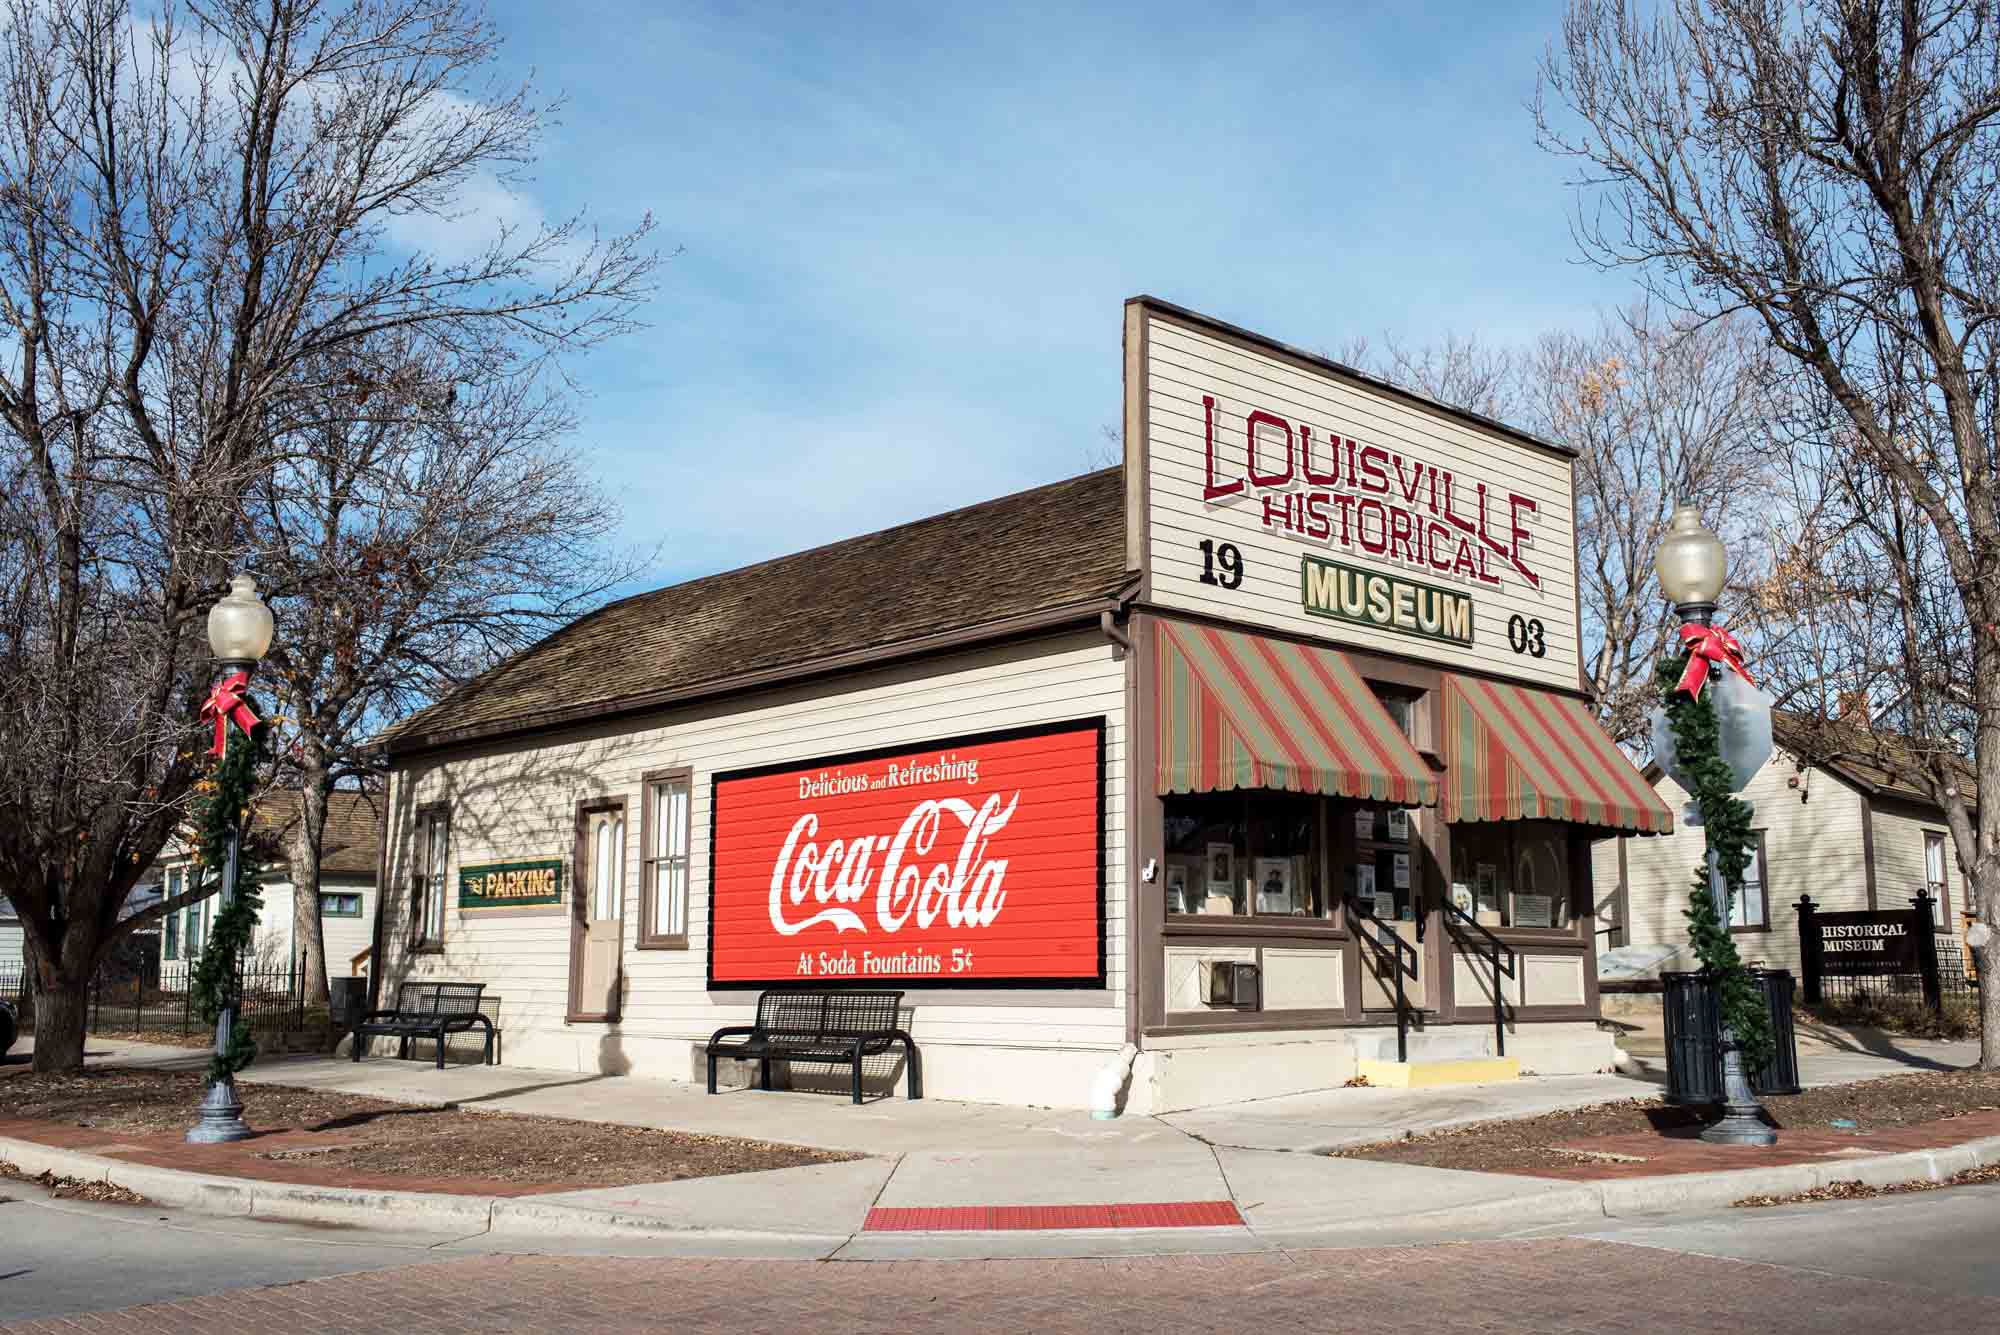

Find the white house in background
[[0, 902, 21, 973], [156, 788, 383, 977], [1594, 712, 1978, 982]]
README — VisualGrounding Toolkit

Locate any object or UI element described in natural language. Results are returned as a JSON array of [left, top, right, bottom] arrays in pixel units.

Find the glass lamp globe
[[207, 574, 274, 665], [1654, 505, 1728, 608]]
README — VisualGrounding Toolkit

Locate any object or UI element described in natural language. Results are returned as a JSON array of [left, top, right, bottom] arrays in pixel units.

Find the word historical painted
[[1200, 393, 1543, 591], [708, 721, 1105, 988], [458, 858, 564, 911], [1300, 555, 1474, 646]]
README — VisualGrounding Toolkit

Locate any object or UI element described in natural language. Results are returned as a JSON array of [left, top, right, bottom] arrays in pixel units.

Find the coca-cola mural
[[709, 719, 1105, 988]]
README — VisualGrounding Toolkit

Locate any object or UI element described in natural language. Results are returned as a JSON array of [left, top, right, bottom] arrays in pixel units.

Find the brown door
[[569, 800, 626, 1021]]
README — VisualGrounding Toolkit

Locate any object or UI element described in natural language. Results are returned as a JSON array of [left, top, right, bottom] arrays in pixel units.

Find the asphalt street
[[3, 1178, 1997, 1330]]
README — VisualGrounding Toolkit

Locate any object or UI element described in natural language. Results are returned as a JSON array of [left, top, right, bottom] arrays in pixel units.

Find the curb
[[7, 1131, 2000, 1248], [0, 1135, 835, 1243]]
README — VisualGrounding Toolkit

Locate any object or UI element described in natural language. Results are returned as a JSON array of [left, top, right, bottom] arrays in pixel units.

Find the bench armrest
[[705, 1026, 760, 1051]]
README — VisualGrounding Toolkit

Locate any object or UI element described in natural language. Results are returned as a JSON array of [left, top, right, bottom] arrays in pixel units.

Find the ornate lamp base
[[186, 1076, 254, 1144], [1700, 1037, 1776, 1146]]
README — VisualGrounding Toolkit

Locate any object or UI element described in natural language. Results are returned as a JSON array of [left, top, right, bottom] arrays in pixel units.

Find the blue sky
[[480, 1, 1632, 588]]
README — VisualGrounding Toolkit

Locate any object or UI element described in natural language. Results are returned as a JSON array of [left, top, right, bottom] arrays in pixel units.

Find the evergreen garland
[[1655, 654, 1775, 1075], [189, 729, 266, 1085]]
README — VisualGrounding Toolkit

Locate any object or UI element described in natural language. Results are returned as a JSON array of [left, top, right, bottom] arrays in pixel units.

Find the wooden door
[[569, 800, 626, 1021]]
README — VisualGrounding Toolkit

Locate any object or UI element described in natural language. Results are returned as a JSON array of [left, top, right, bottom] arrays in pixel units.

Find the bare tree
[[0, 0, 657, 1072], [249, 334, 641, 1008], [1529, 305, 1775, 743], [1540, 0, 2000, 1062], [1349, 309, 1773, 743]]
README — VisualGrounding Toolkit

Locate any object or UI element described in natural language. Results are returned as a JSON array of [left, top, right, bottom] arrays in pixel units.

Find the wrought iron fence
[[0, 958, 309, 1040], [1813, 932, 1979, 1005], [91, 961, 307, 1038]]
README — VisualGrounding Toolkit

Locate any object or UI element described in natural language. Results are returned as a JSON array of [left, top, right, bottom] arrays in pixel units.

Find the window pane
[[661, 864, 685, 936], [669, 784, 688, 857]]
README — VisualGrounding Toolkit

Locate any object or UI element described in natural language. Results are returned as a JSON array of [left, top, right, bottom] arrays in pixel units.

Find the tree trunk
[[289, 783, 332, 1010], [30, 960, 88, 1073], [1979, 859, 1999, 1070]]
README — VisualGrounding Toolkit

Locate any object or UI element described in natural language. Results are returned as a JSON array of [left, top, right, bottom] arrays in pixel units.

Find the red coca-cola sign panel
[[709, 719, 1104, 988]]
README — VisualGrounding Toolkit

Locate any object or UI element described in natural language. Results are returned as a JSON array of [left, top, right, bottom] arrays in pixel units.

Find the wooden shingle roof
[[250, 789, 384, 880], [381, 467, 1134, 754]]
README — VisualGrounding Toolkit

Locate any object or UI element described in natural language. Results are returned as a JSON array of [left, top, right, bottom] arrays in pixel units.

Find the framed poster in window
[[1253, 857, 1294, 915], [1165, 863, 1191, 914], [1206, 842, 1235, 893]]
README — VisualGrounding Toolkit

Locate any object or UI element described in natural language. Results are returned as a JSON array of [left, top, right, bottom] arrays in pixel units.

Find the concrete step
[[1347, 1030, 1497, 1063], [1354, 1056, 1522, 1089]]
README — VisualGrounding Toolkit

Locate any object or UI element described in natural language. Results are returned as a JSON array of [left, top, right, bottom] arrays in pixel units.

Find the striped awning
[[1439, 674, 1672, 833], [1154, 620, 1438, 806]]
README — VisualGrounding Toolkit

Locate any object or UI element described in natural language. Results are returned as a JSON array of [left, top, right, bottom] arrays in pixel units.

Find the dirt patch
[[0, 1068, 858, 1191], [1334, 1069, 2000, 1176], [1734, 1160, 2000, 1207]]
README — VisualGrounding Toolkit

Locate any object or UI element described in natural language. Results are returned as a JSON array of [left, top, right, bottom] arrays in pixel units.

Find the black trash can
[[1660, 968, 1801, 1104], [1748, 969, 1802, 1096], [1661, 970, 1722, 1105], [328, 976, 367, 1034]]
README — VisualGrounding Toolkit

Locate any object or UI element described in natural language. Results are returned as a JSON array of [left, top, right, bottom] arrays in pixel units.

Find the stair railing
[[1348, 899, 1420, 1062], [1442, 897, 1516, 1057]]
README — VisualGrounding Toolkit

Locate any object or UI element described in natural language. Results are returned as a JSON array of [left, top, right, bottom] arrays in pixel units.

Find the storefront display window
[[1342, 801, 1420, 924], [1164, 791, 1323, 918], [1450, 821, 1571, 929]]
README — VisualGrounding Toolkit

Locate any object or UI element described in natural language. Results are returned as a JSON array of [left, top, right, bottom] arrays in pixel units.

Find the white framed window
[[1924, 831, 1950, 923], [640, 771, 691, 946], [413, 808, 449, 947], [1729, 830, 1769, 930]]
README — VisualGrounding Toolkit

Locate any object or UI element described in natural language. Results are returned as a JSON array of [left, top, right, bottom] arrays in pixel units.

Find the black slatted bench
[[706, 988, 922, 1104], [351, 981, 495, 1069]]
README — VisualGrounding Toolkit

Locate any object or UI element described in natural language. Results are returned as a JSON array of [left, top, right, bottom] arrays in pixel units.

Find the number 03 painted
[[1506, 614, 1546, 658]]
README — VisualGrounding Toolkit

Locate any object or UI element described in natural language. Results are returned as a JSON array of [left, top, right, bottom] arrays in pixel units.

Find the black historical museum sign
[[1809, 910, 1923, 976]]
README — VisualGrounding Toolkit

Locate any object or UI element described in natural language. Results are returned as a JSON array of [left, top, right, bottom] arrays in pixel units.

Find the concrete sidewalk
[[0, 1031, 1980, 1257]]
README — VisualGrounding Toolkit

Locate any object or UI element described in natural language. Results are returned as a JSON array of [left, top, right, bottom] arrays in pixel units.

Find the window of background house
[[1163, 791, 1324, 918], [160, 865, 186, 959], [320, 892, 363, 918], [641, 773, 691, 945], [413, 809, 449, 947], [1729, 830, 1769, 929], [1924, 831, 1949, 923]]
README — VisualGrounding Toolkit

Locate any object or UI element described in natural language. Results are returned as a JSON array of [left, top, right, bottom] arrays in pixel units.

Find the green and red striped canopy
[[1439, 674, 1671, 833], [1154, 620, 1437, 806]]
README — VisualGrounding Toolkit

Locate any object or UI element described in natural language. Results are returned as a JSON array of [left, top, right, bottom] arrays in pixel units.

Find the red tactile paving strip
[[864, 1200, 1243, 1231]]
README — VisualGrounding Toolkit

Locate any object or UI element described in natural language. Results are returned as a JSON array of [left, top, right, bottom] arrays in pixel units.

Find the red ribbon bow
[[200, 670, 260, 755], [1674, 623, 1755, 699]]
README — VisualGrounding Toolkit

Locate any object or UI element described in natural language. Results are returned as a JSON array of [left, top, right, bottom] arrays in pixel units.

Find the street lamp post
[[1653, 507, 1777, 1148], [187, 574, 274, 1146]]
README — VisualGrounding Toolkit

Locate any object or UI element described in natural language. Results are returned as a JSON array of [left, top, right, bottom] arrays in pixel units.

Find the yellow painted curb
[[1355, 1056, 1521, 1088]]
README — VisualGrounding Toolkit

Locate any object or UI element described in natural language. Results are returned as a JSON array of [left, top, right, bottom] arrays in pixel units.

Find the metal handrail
[[1442, 898, 1516, 1058], [1348, 900, 1419, 1063]]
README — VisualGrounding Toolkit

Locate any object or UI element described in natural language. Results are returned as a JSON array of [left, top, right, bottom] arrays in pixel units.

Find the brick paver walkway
[[3, 1238, 1993, 1333]]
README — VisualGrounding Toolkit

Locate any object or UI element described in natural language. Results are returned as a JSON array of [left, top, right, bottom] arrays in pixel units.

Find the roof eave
[[382, 589, 1133, 760]]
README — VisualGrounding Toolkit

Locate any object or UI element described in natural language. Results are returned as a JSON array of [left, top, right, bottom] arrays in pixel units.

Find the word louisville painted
[[708, 720, 1105, 987]]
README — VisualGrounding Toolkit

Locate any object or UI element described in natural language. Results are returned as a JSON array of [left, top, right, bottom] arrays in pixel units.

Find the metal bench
[[351, 981, 495, 1069], [705, 988, 921, 1104]]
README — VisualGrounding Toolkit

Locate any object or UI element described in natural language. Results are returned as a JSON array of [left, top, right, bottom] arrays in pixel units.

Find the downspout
[[1102, 578, 1145, 1114]]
